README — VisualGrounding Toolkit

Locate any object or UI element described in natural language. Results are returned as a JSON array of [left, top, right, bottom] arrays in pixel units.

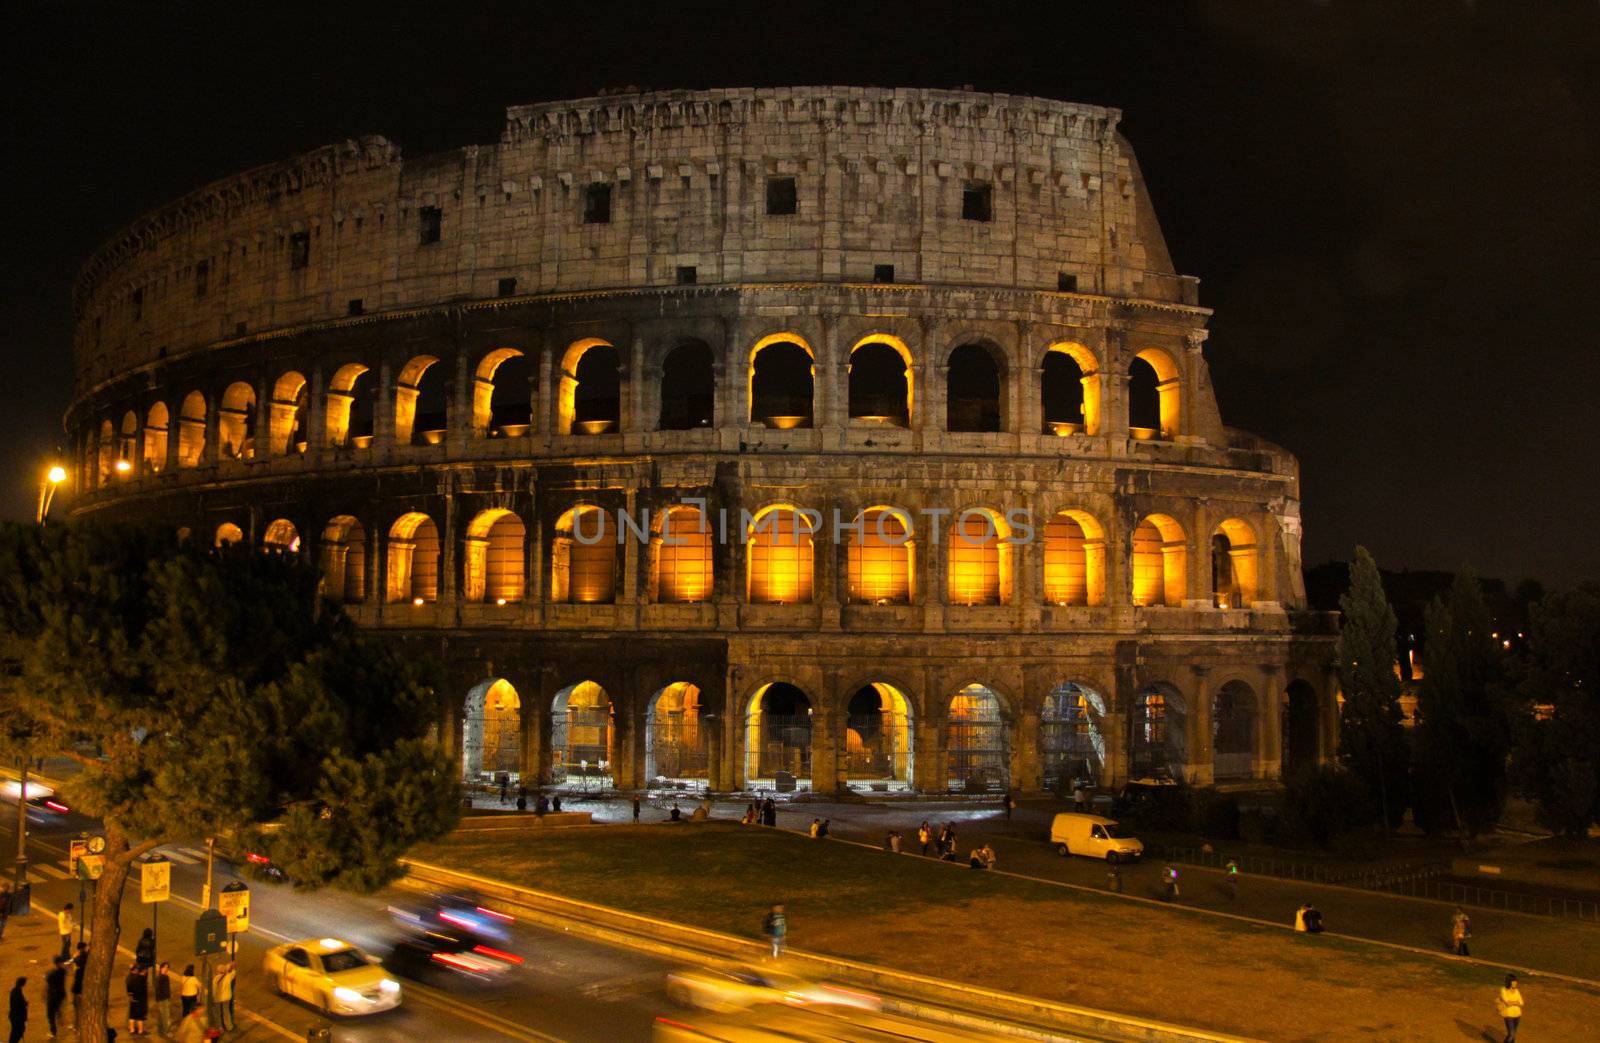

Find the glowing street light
[[36, 464, 67, 524], [115, 459, 132, 474]]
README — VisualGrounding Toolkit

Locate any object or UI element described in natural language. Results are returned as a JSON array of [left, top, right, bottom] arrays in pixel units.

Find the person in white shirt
[[57, 903, 76, 959]]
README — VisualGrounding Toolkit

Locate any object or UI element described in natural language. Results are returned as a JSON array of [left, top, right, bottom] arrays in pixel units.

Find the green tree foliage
[[1411, 569, 1509, 841], [1509, 583, 1600, 838], [0, 521, 461, 1042], [1336, 546, 1409, 831]]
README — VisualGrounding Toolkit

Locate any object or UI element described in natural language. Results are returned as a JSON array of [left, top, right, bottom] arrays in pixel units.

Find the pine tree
[[1336, 546, 1409, 832], [1510, 583, 1600, 837]]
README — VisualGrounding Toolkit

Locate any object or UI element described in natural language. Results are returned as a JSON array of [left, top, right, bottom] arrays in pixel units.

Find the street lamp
[[35, 464, 67, 524]]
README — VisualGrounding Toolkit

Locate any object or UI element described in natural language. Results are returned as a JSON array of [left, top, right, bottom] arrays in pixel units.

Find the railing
[[1147, 844, 1600, 921]]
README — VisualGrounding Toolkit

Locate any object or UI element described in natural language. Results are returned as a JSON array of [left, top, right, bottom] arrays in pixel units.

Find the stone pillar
[[809, 708, 840, 797], [1188, 666, 1213, 786], [926, 714, 949, 794], [306, 365, 328, 462], [449, 350, 473, 451], [374, 359, 397, 452], [1015, 707, 1042, 794], [1260, 665, 1285, 781], [704, 715, 726, 793], [623, 332, 645, 435]]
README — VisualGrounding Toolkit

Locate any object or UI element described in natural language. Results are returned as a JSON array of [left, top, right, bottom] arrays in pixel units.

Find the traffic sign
[[140, 858, 171, 903], [194, 909, 228, 956], [79, 853, 104, 881], [68, 838, 88, 877], [218, 882, 250, 933]]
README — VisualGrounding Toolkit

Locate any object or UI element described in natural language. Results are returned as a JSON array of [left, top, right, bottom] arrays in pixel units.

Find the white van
[[1049, 813, 1143, 862]]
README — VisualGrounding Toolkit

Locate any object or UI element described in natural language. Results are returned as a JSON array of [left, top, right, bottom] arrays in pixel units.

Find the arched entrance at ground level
[[1040, 682, 1106, 790], [1282, 680, 1320, 779], [1212, 681, 1257, 780], [845, 684, 912, 784], [743, 683, 812, 783], [646, 682, 709, 781], [1130, 684, 1187, 781], [552, 681, 613, 783], [463, 679, 522, 784], [945, 685, 1009, 792]]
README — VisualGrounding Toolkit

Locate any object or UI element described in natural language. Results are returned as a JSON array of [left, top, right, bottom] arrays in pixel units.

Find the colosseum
[[66, 86, 1338, 798]]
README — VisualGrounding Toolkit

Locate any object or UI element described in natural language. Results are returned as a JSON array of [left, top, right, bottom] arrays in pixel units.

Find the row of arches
[[81, 334, 1186, 487], [460, 674, 1315, 790], [223, 503, 1265, 610]]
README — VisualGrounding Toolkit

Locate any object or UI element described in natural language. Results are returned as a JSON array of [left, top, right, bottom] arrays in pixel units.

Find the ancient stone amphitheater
[[67, 86, 1336, 797]]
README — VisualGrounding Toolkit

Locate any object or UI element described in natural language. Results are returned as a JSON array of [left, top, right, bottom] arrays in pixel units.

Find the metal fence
[[1147, 844, 1600, 921]]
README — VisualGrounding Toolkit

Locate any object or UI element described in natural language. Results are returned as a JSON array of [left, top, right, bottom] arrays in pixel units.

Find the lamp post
[[35, 465, 66, 524], [16, 466, 67, 887]]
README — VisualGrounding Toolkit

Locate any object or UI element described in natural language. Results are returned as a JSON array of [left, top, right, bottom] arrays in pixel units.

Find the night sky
[[5, 1, 1597, 586]]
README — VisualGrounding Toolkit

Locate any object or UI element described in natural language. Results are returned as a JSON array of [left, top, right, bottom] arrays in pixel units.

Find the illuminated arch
[[1042, 341, 1101, 436], [946, 342, 1004, 433], [96, 419, 115, 483], [1131, 682, 1188, 780], [652, 504, 713, 603], [463, 508, 526, 603], [218, 381, 256, 460], [646, 682, 709, 781], [1041, 681, 1107, 789], [267, 371, 308, 455], [177, 391, 207, 468], [748, 333, 815, 428], [947, 509, 1013, 606], [945, 683, 1009, 791], [325, 363, 371, 448], [552, 505, 615, 603], [463, 679, 522, 783], [844, 682, 914, 784], [1043, 509, 1107, 606], [659, 340, 716, 430], [1211, 517, 1260, 609], [846, 507, 914, 604], [262, 518, 300, 552], [320, 515, 367, 603], [743, 681, 812, 782], [1130, 347, 1180, 438], [143, 402, 169, 473], [746, 504, 816, 604], [551, 681, 613, 779], [1213, 679, 1257, 780], [394, 355, 446, 446], [214, 522, 243, 548], [1132, 513, 1187, 608], [118, 412, 139, 474], [473, 348, 531, 436], [387, 511, 440, 603], [557, 338, 620, 435], [848, 334, 913, 427]]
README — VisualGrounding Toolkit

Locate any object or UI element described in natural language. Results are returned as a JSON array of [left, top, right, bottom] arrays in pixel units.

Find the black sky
[[4, 0, 1597, 585]]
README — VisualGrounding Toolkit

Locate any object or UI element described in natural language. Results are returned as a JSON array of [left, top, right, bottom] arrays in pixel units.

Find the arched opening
[[143, 402, 169, 473], [96, 419, 114, 484], [947, 509, 1012, 606], [652, 505, 713, 603], [395, 356, 447, 446], [945, 684, 1008, 792], [1282, 680, 1320, 779], [325, 363, 373, 448], [1041, 682, 1106, 790], [746, 506, 815, 604], [1131, 684, 1187, 781], [848, 339, 911, 427], [946, 343, 1003, 432], [1043, 510, 1107, 606], [1042, 343, 1100, 436], [262, 518, 300, 553], [1130, 348, 1180, 438], [847, 508, 913, 604], [1213, 680, 1257, 780], [646, 682, 709, 782], [558, 339, 620, 435], [177, 391, 207, 468], [552, 506, 615, 603], [749, 336, 814, 428], [1132, 514, 1187, 607], [463, 679, 522, 785], [268, 371, 309, 455], [386, 512, 440, 603], [214, 522, 243, 548], [118, 412, 139, 474], [464, 509, 526, 603], [551, 681, 613, 783], [320, 515, 366, 604], [218, 381, 257, 459], [474, 349, 533, 437], [743, 682, 812, 783], [659, 341, 716, 430], [845, 683, 913, 785], [1211, 518, 1260, 609]]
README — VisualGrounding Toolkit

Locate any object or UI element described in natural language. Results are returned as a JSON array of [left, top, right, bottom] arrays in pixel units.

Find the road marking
[[239, 1006, 302, 1040], [157, 846, 200, 864], [33, 863, 70, 880], [177, 845, 210, 860], [407, 982, 564, 1042]]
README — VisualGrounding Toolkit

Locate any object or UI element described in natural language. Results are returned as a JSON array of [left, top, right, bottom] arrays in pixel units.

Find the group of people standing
[[740, 799, 779, 826]]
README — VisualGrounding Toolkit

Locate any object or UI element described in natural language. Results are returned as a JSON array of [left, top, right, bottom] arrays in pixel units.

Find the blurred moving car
[[1049, 812, 1144, 863], [262, 938, 402, 1016], [666, 963, 880, 1014], [385, 926, 524, 983], [1, 780, 70, 815], [389, 891, 517, 945], [655, 1003, 988, 1041]]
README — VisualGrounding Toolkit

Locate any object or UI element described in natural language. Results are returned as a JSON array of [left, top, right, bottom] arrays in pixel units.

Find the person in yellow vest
[[1496, 973, 1523, 1042]]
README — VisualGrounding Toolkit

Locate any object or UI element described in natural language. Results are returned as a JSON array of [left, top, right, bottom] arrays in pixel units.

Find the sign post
[[141, 855, 170, 988], [218, 882, 249, 958], [194, 908, 227, 1028]]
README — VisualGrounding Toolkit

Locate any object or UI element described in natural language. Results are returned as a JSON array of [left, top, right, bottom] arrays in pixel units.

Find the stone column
[[809, 708, 840, 797], [1259, 664, 1285, 780], [1188, 666, 1213, 786], [374, 359, 397, 454]]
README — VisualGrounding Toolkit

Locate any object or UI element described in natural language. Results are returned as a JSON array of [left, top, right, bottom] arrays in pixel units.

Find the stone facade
[[67, 87, 1338, 796]]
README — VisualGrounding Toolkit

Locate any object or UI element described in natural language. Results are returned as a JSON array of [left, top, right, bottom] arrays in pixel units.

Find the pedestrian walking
[[0, 883, 12, 941], [669, 803, 681, 821], [818, 819, 830, 839], [809, 817, 821, 838], [1225, 858, 1240, 900], [1162, 864, 1180, 902], [765, 799, 777, 826], [44, 958, 66, 1040], [152, 963, 174, 1037], [552, 794, 562, 813], [178, 966, 200, 1019], [1072, 779, 1088, 812], [8, 977, 26, 1043], [499, 776, 509, 804], [889, 831, 902, 854], [212, 961, 235, 1031], [917, 821, 931, 855], [134, 927, 155, 970], [57, 903, 76, 960], [1497, 974, 1523, 1042], [173, 1009, 208, 1043], [125, 962, 148, 1036], [70, 945, 87, 1018], [884, 831, 896, 853], [1451, 907, 1472, 956], [1003, 793, 1015, 821], [633, 796, 642, 821], [1107, 861, 1122, 892], [1303, 904, 1324, 933], [762, 904, 787, 959]]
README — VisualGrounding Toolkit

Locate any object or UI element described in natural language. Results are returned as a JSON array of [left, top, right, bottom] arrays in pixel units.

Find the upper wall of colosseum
[[71, 87, 1198, 392]]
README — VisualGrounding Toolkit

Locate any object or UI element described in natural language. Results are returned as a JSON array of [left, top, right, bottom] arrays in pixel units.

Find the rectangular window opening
[[497, 277, 518, 297], [131, 288, 144, 321], [1058, 272, 1078, 293], [584, 183, 612, 224], [289, 232, 310, 270], [195, 260, 209, 299], [418, 206, 442, 245], [962, 182, 993, 222], [676, 265, 697, 285], [347, 299, 364, 316], [873, 264, 895, 284], [766, 176, 797, 216]]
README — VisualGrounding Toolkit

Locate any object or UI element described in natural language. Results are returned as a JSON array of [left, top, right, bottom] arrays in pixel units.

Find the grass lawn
[[413, 824, 1600, 1042]]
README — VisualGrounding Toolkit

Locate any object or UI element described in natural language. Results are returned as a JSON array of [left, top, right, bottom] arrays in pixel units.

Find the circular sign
[[87, 835, 107, 854]]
